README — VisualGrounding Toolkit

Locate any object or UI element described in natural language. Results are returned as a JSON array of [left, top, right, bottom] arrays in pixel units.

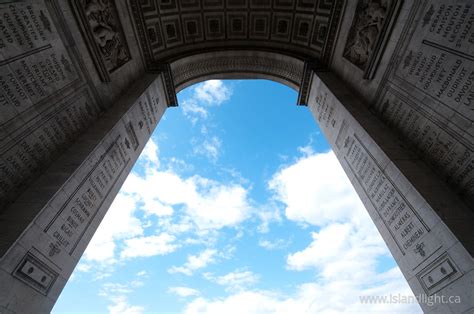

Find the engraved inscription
[[0, 91, 100, 209], [0, 2, 80, 124], [336, 119, 349, 149], [377, 87, 473, 201], [342, 134, 439, 261], [44, 137, 129, 255], [311, 77, 442, 266], [125, 121, 139, 151], [138, 90, 162, 135], [375, 0, 474, 204], [394, 2, 473, 122], [314, 91, 337, 128]]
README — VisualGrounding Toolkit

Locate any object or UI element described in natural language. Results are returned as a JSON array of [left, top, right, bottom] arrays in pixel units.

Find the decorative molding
[[343, 0, 403, 79], [158, 63, 178, 107], [171, 53, 304, 92], [70, 0, 131, 82], [297, 61, 327, 106]]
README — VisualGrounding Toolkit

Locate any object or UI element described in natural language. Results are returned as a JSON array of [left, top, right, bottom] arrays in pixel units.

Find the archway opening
[[53, 80, 420, 313]]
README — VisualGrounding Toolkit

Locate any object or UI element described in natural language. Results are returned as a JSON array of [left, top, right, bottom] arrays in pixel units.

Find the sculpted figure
[[344, 0, 389, 68], [82, 0, 129, 70]]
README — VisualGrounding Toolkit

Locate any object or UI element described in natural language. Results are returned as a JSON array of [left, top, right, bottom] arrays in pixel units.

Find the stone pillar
[[0, 74, 169, 313], [307, 71, 473, 313]]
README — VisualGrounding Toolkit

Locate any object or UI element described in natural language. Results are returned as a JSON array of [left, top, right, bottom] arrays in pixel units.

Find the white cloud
[[100, 283, 134, 296], [169, 287, 200, 298], [267, 150, 419, 312], [269, 150, 364, 226], [83, 193, 143, 263], [286, 222, 387, 281], [194, 80, 232, 105], [185, 270, 419, 314], [168, 249, 217, 276], [271, 151, 390, 282], [108, 296, 144, 314], [136, 270, 147, 277], [140, 137, 160, 165], [258, 238, 289, 251], [256, 205, 281, 233], [120, 233, 178, 259], [184, 150, 420, 313], [100, 280, 145, 314], [205, 270, 259, 292], [192, 136, 222, 161], [181, 80, 232, 123], [182, 98, 209, 122], [123, 169, 253, 231], [77, 134, 256, 275], [76, 263, 92, 273]]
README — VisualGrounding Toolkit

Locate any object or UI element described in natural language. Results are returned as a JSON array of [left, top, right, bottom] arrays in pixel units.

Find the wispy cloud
[[181, 80, 232, 123], [169, 286, 201, 298], [99, 279, 145, 314], [107, 296, 144, 314], [192, 136, 222, 162], [169, 249, 218, 276], [120, 233, 178, 259], [204, 269, 259, 292], [258, 238, 290, 251], [81, 137, 255, 272]]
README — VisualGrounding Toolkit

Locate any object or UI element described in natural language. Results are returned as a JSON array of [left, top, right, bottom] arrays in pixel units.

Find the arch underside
[[130, 0, 344, 85], [171, 51, 305, 92]]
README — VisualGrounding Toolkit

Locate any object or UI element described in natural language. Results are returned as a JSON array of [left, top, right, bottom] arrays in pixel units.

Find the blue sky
[[53, 80, 421, 313]]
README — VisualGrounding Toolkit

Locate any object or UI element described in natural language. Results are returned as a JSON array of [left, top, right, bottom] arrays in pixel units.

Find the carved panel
[[416, 253, 462, 295], [70, 0, 131, 82], [13, 252, 58, 295], [343, 0, 403, 79]]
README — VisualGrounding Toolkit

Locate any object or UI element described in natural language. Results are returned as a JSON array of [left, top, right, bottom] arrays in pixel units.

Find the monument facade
[[0, 0, 472, 313]]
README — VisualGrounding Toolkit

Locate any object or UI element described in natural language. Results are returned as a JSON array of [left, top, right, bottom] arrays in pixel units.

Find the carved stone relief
[[71, 0, 131, 81], [343, 0, 402, 79]]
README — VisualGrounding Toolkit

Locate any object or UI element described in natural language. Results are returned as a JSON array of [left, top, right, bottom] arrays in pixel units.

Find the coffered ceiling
[[130, 0, 344, 70]]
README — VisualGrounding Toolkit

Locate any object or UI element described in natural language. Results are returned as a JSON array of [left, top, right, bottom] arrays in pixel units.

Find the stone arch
[[0, 0, 473, 313]]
